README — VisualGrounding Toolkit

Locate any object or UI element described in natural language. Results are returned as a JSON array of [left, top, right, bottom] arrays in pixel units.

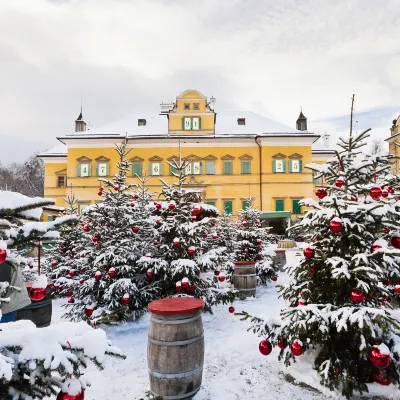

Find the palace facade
[[39, 90, 334, 233]]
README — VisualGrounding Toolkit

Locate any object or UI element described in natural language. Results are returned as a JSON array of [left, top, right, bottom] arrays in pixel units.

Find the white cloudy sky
[[1, 0, 399, 163]]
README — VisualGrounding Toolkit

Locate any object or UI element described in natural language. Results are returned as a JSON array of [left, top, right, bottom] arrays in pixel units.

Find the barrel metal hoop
[[150, 387, 200, 400], [151, 315, 201, 325], [238, 288, 256, 292], [149, 332, 204, 347], [232, 274, 256, 277], [24, 300, 52, 309], [149, 363, 203, 379]]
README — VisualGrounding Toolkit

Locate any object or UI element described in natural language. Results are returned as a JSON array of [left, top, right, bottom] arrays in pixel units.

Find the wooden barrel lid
[[234, 260, 256, 265], [149, 298, 204, 315]]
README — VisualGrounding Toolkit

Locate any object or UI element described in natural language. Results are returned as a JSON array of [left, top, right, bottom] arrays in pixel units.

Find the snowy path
[[51, 249, 400, 400]]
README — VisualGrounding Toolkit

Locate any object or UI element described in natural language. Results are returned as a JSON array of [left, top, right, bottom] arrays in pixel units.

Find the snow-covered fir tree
[[233, 199, 277, 284], [240, 129, 400, 397], [63, 142, 156, 324], [0, 191, 123, 399], [139, 157, 236, 312]]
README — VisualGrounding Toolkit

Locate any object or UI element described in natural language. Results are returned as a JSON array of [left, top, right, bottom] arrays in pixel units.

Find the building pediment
[[183, 154, 202, 161], [55, 168, 67, 176], [239, 154, 253, 160], [95, 156, 110, 162], [76, 156, 92, 163], [220, 154, 235, 160], [203, 155, 218, 160], [177, 89, 207, 99], [130, 156, 144, 162], [289, 153, 303, 159], [272, 153, 287, 159], [148, 155, 163, 162]]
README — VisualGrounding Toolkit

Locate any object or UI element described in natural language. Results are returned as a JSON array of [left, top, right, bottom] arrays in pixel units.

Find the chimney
[[75, 109, 87, 132], [296, 109, 307, 131], [323, 134, 330, 148]]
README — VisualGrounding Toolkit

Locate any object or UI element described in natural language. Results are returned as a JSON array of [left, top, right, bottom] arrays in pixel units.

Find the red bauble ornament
[[66, 290, 73, 297], [202, 233, 208, 239], [94, 271, 101, 281], [243, 249, 248, 254], [156, 220, 161, 225], [61, 247, 66, 252], [54, 284, 60, 291], [382, 190, 389, 198], [394, 285, 400, 294], [218, 275, 226, 282], [0, 249, 6, 263], [387, 186, 394, 194], [259, 340, 272, 356], [169, 203, 176, 210], [277, 338, 286, 349], [173, 240, 180, 247], [256, 239, 262, 245], [329, 219, 343, 233], [29, 264, 33, 269], [108, 268, 116, 278], [229, 306, 235, 313], [182, 278, 189, 288], [242, 221, 247, 227], [85, 307, 94, 317], [153, 240, 158, 245], [193, 205, 201, 214], [68, 297, 75, 304], [272, 276, 278, 282], [92, 235, 100, 243], [371, 244, 382, 253], [310, 268, 316, 277], [30, 287, 47, 301], [155, 203, 162, 209], [383, 228, 389, 234], [297, 300, 305, 306], [132, 226, 140, 234], [130, 203, 135, 207], [147, 270, 153, 279], [350, 289, 365, 303], [134, 195, 139, 200], [113, 185, 119, 191], [188, 248, 196, 256], [373, 373, 392, 386], [335, 178, 344, 188], [79, 279, 84, 284], [351, 195, 358, 202], [98, 191, 103, 196], [370, 186, 382, 200], [69, 270, 75, 277], [390, 234, 400, 249], [303, 247, 314, 259], [370, 346, 391, 369], [212, 234, 217, 239], [315, 188, 328, 199], [122, 296, 129, 305], [176, 281, 182, 292], [215, 269, 221, 276], [187, 284, 196, 293], [290, 340, 303, 356], [51, 261, 57, 267]]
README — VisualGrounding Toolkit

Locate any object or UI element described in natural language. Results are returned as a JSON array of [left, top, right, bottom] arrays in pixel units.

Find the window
[[224, 201, 233, 214], [272, 159, 286, 173], [223, 161, 233, 175], [77, 163, 91, 177], [193, 103, 200, 110], [96, 162, 109, 177], [242, 200, 250, 210], [170, 165, 178, 176], [206, 201, 216, 206], [184, 103, 190, 110], [132, 163, 142, 177], [241, 160, 251, 174], [205, 161, 215, 175], [138, 119, 147, 126], [48, 215, 56, 222], [192, 117, 200, 130], [313, 172, 323, 184], [292, 199, 302, 214], [149, 162, 162, 176], [182, 117, 202, 130], [275, 199, 284, 212], [185, 161, 201, 175], [237, 118, 246, 125], [289, 159, 302, 173], [57, 176, 66, 188]]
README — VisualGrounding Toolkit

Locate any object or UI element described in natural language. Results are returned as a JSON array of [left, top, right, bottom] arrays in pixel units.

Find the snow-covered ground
[[51, 249, 400, 400]]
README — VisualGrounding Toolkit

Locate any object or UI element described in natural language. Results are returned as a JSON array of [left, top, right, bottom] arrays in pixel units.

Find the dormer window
[[184, 103, 190, 110], [138, 119, 147, 126], [238, 118, 246, 125], [193, 103, 200, 110]]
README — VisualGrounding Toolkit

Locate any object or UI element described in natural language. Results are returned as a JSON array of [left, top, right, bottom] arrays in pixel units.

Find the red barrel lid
[[149, 298, 204, 315]]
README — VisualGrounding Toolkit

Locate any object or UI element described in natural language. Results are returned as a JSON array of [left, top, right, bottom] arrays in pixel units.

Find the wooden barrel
[[274, 249, 287, 271], [233, 261, 257, 299], [278, 239, 297, 249], [148, 298, 205, 400], [15, 282, 52, 328]]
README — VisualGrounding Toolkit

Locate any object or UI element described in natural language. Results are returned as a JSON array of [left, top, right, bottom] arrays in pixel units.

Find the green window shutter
[[48, 215, 55, 222], [106, 163, 110, 176], [182, 118, 185, 130], [275, 199, 284, 212], [241, 161, 250, 174], [289, 160, 293, 173], [95, 164, 99, 176], [159, 163, 163, 176], [292, 200, 301, 214], [283, 160, 287, 173], [170, 165, 178, 176], [206, 161, 215, 174], [223, 161, 232, 174], [199, 162, 203, 174], [272, 160, 276, 173], [199, 118, 202, 129], [299, 160, 303, 172], [76, 164, 81, 177], [133, 163, 142, 176], [242, 200, 250, 210], [206, 201, 215, 206], [149, 163, 153, 176], [87, 164, 91, 177], [224, 201, 233, 214]]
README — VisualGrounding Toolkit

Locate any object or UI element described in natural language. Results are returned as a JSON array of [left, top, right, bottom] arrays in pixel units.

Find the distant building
[[387, 116, 400, 174]]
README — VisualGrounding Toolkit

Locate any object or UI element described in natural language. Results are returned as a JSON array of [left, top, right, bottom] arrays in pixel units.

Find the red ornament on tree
[[215, 269, 221, 276], [371, 244, 382, 253], [315, 188, 328, 199], [98, 191, 103, 196], [94, 271, 101, 281], [134, 195, 139, 200], [182, 278, 189, 288], [297, 300, 305, 306], [176, 281, 182, 292], [390, 234, 400, 249], [277, 337, 286, 349], [259, 340, 272, 356], [229, 306, 235, 313], [132, 226, 140, 234], [68, 297, 75, 304], [272, 276, 278, 282], [79, 279, 84, 284], [30, 287, 47, 302], [242, 221, 247, 227], [303, 247, 314, 259], [85, 307, 94, 317], [350, 289, 365, 303], [59, 383, 84, 400], [108, 268, 116, 278], [92, 235, 100, 243], [382, 228, 389, 234], [212, 234, 217, 239], [51, 261, 57, 267], [156, 220, 161, 225], [394, 285, 400, 294], [369, 345, 391, 369], [122, 295, 130, 305], [66, 290, 73, 297], [218, 274, 226, 282], [329, 218, 343, 233], [187, 247, 196, 256], [310, 268, 316, 277], [83, 225, 89, 232], [290, 340, 303, 356], [373, 373, 393, 386], [54, 284, 60, 291], [169, 203, 176, 210], [173, 239, 180, 247], [187, 284, 196, 293], [68, 270, 75, 277], [335, 178, 345, 188], [130, 202, 135, 207], [202, 233, 208, 239], [256, 238, 262, 245], [155, 203, 162, 209], [0, 249, 6, 263], [382, 190, 389, 198], [113, 185, 119, 191], [370, 186, 382, 200], [147, 270, 153, 279], [153, 240, 158, 245], [387, 186, 394, 194]]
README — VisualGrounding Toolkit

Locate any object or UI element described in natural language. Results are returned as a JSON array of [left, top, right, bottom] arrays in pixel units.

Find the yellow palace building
[[38, 89, 333, 233]]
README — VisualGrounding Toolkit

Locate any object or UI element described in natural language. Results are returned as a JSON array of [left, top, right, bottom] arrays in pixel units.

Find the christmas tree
[[139, 157, 236, 312], [240, 128, 400, 397], [0, 190, 123, 399], [233, 199, 277, 283], [63, 142, 156, 324]]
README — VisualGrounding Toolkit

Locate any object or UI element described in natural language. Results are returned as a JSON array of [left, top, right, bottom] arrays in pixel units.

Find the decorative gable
[[130, 156, 144, 162], [183, 154, 202, 161], [95, 156, 110, 162], [148, 155, 163, 162], [288, 153, 303, 159], [167, 155, 179, 161], [55, 168, 67, 176], [272, 153, 287, 159], [220, 154, 235, 160], [76, 156, 92, 163], [203, 155, 218, 160], [239, 154, 253, 160]]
